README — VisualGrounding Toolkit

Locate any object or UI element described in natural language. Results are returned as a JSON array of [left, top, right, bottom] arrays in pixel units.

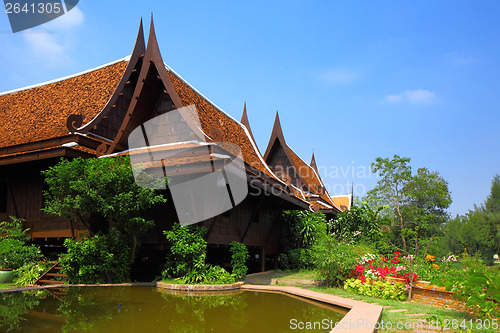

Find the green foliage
[[329, 202, 389, 250], [431, 251, 500, 318], [0, 216, 31, 241], [162, 223, 239, 285], [42, 156, 166, 260], [0, 217, 42, 270], [315, 239, 374, 287], [439, 175, 500, 264], [278, 248, 316, 270], [279, 211, 327, 269], [180, 265, 235, 285], [344, 278, 407, 301], [60, 231, 132, 284], [229, 241, 249, 280], [163, 223, 207, 278], [14, 261, 51, 286], [366, 155, 451, 259]]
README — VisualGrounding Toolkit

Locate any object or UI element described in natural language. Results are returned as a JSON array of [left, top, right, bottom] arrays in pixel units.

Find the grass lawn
[[308, 286, 498, 333]]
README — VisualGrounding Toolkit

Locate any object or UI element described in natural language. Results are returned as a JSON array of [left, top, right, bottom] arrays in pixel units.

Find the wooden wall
[[0, 160, 86, 239]]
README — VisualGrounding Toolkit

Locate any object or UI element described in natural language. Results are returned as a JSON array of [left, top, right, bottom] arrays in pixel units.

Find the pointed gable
[[264, 113, 341, 213], [240, 103, 259, 154]]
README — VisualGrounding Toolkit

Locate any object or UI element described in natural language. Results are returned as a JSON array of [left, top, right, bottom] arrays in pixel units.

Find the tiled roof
[[0, 59, 128, 149], [331, 194, 352, 212], [167, 71, 279, 182], [287, 148, 339, 210]]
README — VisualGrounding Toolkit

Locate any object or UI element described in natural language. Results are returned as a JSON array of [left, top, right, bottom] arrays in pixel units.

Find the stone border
[[156, 281, 244, 291], [242, 284, 382, 333]]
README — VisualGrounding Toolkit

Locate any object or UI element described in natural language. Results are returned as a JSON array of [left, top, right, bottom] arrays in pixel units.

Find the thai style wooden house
[[0, 18, 353, 276], [263, 112, 342, 217]]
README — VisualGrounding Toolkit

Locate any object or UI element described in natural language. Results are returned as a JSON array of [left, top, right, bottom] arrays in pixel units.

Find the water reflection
[[0, 287, 343, 332]]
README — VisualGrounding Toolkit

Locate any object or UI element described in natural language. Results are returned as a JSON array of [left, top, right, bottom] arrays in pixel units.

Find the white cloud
[[446, 51, 476, 65], [21, 6, 84, 66], [385, 94, 403, 103], [319, 68, 361, 84], [384, 89, 436, 104], [44, 6, 84, 31], [23, 30, 66, 59]]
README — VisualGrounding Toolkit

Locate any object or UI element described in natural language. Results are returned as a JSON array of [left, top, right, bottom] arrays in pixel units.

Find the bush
[[60, 231, 132, 284], [315, 239, 374, 287], [163, 223, 207, 278], [278, 248, 316, 270], [279, 211, 327, 270], [0, 238, 42, 270], [344, 278, 407, 301], [14, 261, 51, 286], [230, 241, 249, 280], [180, 265, 235, 285], [431, 251, 500, 318], [0, 217, 42, 270]]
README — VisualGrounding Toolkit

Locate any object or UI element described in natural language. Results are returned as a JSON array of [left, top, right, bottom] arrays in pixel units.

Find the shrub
[[344, 278, 407, 301], [315, 239, 374, 287], [163, 222, 207, 278], [180, 265, 235, 285], [14, 261, 51, 286], [60, 231, 132, 284], [279, 211, 327, 270], [0, 217, 42, 270], [0, 238, 42, 270], [229, 241, 249, 280], [431, 251, 500, 318]]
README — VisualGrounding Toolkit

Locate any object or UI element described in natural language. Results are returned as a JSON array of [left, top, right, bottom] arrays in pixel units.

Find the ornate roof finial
[[240, 102, 259, 153], [310, 152, 319, 173]]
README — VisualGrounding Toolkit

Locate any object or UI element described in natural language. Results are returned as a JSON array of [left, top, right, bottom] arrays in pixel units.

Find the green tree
[[366, 155, 451, 256], [441, 175, 500, 264], [367, 155, 412, 252], [403, 168, 452, 257], [41, 156, 167, 260]]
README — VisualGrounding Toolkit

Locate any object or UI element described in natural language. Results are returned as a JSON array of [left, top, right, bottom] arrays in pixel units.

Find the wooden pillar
[[260, 247, 266, 272]]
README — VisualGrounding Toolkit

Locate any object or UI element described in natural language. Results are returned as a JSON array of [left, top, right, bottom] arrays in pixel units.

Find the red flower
[[394, 251, 401, 256], [381, 256, 388, 262], [358, 275, 366, 283], [391, 257, 400, 264], [354, 265, 365, 275]]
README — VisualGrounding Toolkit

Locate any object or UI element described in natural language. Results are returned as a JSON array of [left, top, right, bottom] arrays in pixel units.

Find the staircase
[[34, 262, 68, 286]]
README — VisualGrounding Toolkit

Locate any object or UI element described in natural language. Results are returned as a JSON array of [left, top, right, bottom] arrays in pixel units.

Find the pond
[[0, 287, 345, 332]]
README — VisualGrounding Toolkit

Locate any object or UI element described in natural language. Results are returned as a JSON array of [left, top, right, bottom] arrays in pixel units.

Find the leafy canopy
[[366, 155, 451, 256]]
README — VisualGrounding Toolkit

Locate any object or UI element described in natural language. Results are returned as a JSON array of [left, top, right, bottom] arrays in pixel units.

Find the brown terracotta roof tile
[[331, 195, 352, 211], [0, 60, 128, 149], [287, 148, 338, 208]]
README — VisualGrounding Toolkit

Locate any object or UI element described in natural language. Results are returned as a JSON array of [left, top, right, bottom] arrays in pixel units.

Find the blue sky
[[1, 1, 499, 217]]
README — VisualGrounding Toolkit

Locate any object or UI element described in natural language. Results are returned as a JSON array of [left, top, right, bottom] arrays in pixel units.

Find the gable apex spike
[[240, 102, 260, 154], [134, 17, 146, 56], [310, 152, 319, 173]]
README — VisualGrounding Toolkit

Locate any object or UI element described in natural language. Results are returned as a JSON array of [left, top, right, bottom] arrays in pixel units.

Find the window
[[0, 181, 7, 213]]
